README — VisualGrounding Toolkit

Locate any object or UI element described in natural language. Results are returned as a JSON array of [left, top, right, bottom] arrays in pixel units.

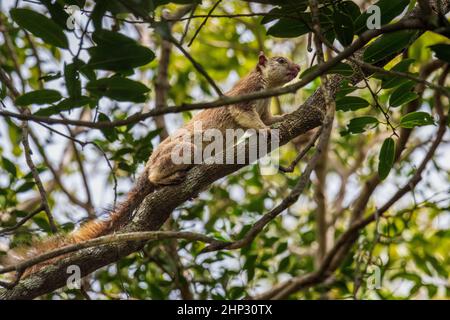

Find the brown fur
[[147, 53, 300, 185]]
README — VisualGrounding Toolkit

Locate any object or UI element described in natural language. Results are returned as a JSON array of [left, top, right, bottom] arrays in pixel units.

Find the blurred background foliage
[[0, 0, 449, 299]]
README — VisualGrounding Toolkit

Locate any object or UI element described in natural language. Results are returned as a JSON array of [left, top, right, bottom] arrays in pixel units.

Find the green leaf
[[87, 30, 155, 71], [15, 89, 62, 106], [266, 9, 333, 39], [363, 30, 418, 64], [16, 181, 35, 193], [354, 0, 410, 35], [261, 2, 309, 25], [2, 157, 17, 176], [374, 58, 415, 89], [39, 0, 70, 30], [336, 96, 370, 111], [334, 10, 354, 46], [336, 80, 358, 99], [378, 137, 396, 180], [275, 242, 288, 255], [34, 97, 93, 116], [97, 113, 119, 142], [300, 62, 353, 78], [337, 1, 361, 21], [429, 43, 450, 63], [389, 81, 418, 107], [244, 254, 257, 282], [266, 18, 310, 38], [86, 77, 150, 102], [399, 111, 435, 128], [88, 45, 155, 71], [426, 285, 438, 298], [39, 72, 62, 83], [0, 82, 6, 99], [278, 256, 291, 272], [92, 29, 138, 46], [64, 63, 82, 98], [33, 215, 51, 233], [326, 62, 354, 76], [345, 116, 379, 134], [74, 59, 96, 81], [10, 8, 68, 48]]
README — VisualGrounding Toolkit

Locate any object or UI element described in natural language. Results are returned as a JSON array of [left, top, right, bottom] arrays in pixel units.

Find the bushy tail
[[1, 172, 155, 275]]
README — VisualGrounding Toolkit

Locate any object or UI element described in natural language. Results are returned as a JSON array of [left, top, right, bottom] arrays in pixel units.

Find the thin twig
[[0, 18, 429, 130], [362, 76, 398, 137], [278, 127, 322, 173], [187, 0, 222, 47], [0, 205, 44, 235], [118, 0, 223, 97], [67, 126, 95, 217], [24, 31, 43, 89], [0, 67, 58, 233], [20, 118, 57, 233]]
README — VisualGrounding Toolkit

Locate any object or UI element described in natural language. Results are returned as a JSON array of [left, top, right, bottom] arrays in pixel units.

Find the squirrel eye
[[276, 57, 287, 64]]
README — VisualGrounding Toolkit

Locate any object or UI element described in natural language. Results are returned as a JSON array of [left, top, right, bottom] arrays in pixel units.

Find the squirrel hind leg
[[147, 156, 193, 185], [154, 170, 189, 186], [147, 140, 196, 186]]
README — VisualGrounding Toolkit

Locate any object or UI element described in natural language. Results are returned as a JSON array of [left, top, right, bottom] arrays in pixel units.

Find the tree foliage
[[0, 0, 449, 300]]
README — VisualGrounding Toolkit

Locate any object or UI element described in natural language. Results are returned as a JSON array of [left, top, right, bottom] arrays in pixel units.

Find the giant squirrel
[[2, 52, 300, 275]]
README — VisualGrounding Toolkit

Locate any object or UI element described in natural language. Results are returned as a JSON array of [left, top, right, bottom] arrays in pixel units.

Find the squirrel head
[[257, 51, 301, 88]]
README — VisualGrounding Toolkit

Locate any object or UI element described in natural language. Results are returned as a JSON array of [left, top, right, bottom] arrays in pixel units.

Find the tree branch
[[0, 18, 427, 130]]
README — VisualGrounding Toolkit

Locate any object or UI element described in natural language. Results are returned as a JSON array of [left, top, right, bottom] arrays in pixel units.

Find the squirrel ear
[[258, 51, 267, 66]]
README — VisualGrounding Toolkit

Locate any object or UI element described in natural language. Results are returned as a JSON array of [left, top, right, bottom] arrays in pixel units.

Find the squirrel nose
[[293, 64, 301, 72]]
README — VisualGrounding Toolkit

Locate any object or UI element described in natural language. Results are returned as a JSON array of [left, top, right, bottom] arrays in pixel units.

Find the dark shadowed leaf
[[374, 58, 415, 89], [267, 8, 333, 38], [88, 45, 155, 71], [39, 0, 70, 30], [337, 1, 361, 21], [10, 8, 68, 48], [86, 77, 150, 102], [34, 96, 93, 116], [336, 80, 358, 98], [334, 10, 354, 46], [16, 181, 35, 193], [345, 116, 379, 134], [363, 30, 417, 64], [98, 113, 119, 142], [354, 0, 410, 34], [300, 62, 353, 78], [87, 30, 155, 71], [336, 96, 370, 111], [429, 43, 450, 63], [92, 29, 138, 46], [266, 18, 310, 38], [2, 157, 17, 176], [16, 89, 62, 106], [64, 63, 82, 98], [389, 81, 418, 107], [378, 137, 395, 180]]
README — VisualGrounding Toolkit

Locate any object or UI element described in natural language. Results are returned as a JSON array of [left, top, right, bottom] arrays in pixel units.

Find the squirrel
[[147, 52, 300, 185], [1, 52, 300, 275]]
